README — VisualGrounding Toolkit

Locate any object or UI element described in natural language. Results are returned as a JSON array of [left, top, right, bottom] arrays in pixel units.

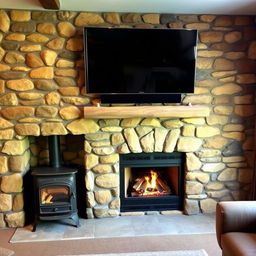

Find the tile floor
[[10, 213, 216, 243]]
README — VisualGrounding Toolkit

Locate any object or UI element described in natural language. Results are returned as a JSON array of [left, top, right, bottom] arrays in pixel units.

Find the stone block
[[213, 58, 235, 70], [57, 21, 76, 37], [94, 190, 112, 204], [62, 97, 89, 105], [0, 194, 12, 212], [37, 22, 56, 34], [123, 128, 142, 153], [177, 137, 202, 152], [223, 132, 245, 141], [206, 115, 228, 125], [10, 10, 31, 21], [224, 31, 242, 44], [203, 136, 228, 149], [35, 106, 57, 118], [13, 193, 24, 211], [0, 129, 14, 140], [30, 67, 54, 79], [1, 173, 23, 193], [196, 126, 220, 137], [186, 172, 209, 184], [40, 122, 67, 135], [93, 147, 115, 156], [8, 150, 30, 172], [95, 173, 119, 188], [15, 123, 40, 136], [202, 163, 225, 173], [214, 106, 233, 115], [0, 10, 10, 33], [121, 118, 141, 127], [45, 92, 61, 105], [4, 51, 25, 64], [111, 133, 125, 146], [186, 153, 202, 171], [141, 131, 154, 153], [136, 127, 153, 137], [0, 213, 5, 227], [93, 206, 109, 218], [211, 83, 242, 95], [0, 156, 8, 174], [163, 119, 183, 129], [85, 154, 99, 170], [164, 129, 180, 152], [67, 119, 99, 134], [142, 14, 160, 24], [109, 198, 120, 209], [186, 181, 203, 195], [196, 58, 214, 69], [2, 138, 29, 155], [103, 13, 121, 24], [26, 33, 49, 43], [6, 78, 34, 91], [46, 37, 65, 50], [0, 93, 18, 106], [5, 211, 25, 227], [92, 165, 112, 174], [59, 106, 81, 120], [100, 154, 119, 164], [200, 199, 217, 214], [85, 171, 94, 191], [182, 117, 205, 125], [217, 168, 237, 181], [121, 13, 141, 23], [154, 128, 168, 152], [186, 23, 210, 30], [184, 199, 200, 215], [25, 53, 44, 67], [141, 118, 161, 127], [75, 13, 104, 26], [20, 44, 41, 52], [66, 38, 84, 51], [86, 191, 96, 207], [200, 31, 223, 43], [40, 50, 57, 66]]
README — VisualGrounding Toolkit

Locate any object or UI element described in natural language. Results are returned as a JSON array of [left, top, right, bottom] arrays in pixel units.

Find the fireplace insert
[[120, 152, 184, 212], [31, 135, 80, 231]]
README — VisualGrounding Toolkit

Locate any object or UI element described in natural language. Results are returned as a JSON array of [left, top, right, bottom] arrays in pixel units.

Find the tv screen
[[84, 27, 198, 103]]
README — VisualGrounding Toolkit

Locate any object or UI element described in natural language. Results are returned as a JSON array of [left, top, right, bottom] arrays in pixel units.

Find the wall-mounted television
[[84, 27, 198, 103]]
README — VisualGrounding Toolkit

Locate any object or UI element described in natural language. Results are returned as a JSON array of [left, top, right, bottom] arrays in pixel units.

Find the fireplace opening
[[120, 152, 184, 212]]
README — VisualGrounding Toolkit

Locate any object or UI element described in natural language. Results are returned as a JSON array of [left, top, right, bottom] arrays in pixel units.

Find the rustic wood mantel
[[84, 105, 210, 119]]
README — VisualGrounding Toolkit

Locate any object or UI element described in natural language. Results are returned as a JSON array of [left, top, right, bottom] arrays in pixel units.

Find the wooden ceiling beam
[[38, 0, 61, 10]]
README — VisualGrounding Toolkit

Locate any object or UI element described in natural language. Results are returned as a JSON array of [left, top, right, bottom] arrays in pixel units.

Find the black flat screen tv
[[84, 27, 198, 103]]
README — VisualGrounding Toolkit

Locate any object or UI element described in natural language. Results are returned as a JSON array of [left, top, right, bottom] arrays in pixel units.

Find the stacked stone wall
[[0, 10, 255, 226]]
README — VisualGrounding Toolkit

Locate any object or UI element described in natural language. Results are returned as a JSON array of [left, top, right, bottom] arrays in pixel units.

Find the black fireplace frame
[[120, 152, 184, 212]]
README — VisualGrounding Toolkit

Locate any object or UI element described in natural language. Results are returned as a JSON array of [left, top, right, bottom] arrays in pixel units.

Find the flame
[[143, 170, 158, 195]]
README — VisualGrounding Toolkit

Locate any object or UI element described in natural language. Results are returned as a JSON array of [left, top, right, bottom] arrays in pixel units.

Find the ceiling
[[0, 0, 256, 15]]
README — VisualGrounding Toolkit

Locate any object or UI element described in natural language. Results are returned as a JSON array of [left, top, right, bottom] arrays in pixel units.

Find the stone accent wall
[[0, 10, 255, 227]]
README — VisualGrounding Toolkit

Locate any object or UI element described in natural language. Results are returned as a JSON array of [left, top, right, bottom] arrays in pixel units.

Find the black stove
[[31, 135, 80, 231]]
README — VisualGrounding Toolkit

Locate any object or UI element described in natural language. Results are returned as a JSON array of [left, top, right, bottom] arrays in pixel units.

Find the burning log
[[131, 170, 171, 197]]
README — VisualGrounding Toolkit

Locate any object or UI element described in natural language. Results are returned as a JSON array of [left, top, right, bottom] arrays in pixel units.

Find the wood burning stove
[[31, 135, 80, 231], [120, 152, 184, 212]]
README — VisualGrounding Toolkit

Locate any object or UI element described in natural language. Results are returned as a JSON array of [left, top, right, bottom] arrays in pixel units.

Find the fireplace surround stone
[[0, 10, 255, 228]]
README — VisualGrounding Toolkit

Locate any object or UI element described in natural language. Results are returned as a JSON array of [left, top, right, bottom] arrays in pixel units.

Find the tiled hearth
[[0, 10, 255, 228]]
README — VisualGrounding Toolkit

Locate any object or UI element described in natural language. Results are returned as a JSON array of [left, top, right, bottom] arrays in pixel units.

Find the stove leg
[[32, 220, 37, 232], [71, 213, 80, 228]]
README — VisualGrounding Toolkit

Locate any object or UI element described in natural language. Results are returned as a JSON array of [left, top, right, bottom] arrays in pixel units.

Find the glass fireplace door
[[40, 186, 70, 205]]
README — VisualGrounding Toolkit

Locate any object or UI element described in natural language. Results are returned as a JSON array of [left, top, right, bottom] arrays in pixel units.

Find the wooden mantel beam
[[38, 0, 61, 10], [84, 105, 210, 119]]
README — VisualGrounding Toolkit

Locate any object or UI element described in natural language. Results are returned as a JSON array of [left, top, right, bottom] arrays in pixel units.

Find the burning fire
[[132, 170, 171, 197]]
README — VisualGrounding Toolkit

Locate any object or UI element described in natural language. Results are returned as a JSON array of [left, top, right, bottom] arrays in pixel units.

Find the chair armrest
[[216, 201, 256, 248]]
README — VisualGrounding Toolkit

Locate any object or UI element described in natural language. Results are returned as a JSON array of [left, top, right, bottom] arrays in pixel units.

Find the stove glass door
[[40, 186, 70, 205]]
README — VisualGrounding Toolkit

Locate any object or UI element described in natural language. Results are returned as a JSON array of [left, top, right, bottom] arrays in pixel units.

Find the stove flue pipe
[[48, 135, 61, 168]]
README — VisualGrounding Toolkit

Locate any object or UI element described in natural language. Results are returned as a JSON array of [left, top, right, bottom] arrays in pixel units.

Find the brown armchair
[[216, 201, 256, 256]]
